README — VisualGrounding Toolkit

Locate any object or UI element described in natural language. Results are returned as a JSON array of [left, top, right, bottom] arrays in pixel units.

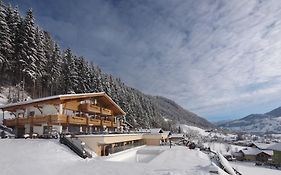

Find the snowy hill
[[180, 124, 236, 141], [217, 106, 281, 133]]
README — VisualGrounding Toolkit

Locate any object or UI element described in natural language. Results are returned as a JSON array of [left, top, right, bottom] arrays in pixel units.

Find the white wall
[[42, 104, 58, 115]]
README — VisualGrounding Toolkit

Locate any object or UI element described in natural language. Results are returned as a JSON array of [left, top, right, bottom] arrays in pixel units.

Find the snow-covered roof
[[240, 148, 261, 156], [262, 150, 274, 156], [169, 134, 184, 138], [0, 92, 126, 115], [267, 143, 281, 151], [240, 148, 273, 156], [249, 142, 275, 150], [149, 128, 163, 134]]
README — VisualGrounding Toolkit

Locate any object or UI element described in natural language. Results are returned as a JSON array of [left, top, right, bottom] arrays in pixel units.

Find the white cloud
[[15, 0, 281, 121]]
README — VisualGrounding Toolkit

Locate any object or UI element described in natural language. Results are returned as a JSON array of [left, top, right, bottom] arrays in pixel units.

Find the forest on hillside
[[0, 1, 214, 130]]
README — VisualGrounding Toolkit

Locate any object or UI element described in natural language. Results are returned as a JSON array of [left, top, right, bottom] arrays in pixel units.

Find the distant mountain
[[0, 2, 213, 130], [152, 96, 214, 129], [217, 107, 281, 133]]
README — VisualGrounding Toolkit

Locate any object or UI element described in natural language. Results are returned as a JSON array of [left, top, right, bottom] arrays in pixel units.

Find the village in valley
[[1, 0, 281, 175]]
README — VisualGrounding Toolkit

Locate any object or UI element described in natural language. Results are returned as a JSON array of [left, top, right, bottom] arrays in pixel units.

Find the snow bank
[[217, 152, 236, 175], [212, 162, 230, 175], [0, 140, 216, 175], [230, 161, 281, 175]]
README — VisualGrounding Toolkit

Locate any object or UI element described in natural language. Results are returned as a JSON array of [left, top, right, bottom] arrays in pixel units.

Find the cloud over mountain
[[10, 0, 281, 121]]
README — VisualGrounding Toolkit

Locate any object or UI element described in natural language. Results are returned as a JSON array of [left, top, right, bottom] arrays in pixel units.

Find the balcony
[[68, 116, 87, 125], [101, 120, 112, 127], [18, 118, 30, 125], [50, 114, 67, 124], [101, 108, 112, 116], [88, 118, 101, 126], [32, 116, 49, 124], [3, 119, 16, 127], [79, 103, 101, 114], [112, 122, 118, 128]]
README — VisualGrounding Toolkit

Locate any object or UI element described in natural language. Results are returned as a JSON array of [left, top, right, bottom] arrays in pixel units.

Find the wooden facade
[[1, 92, 126, 137]]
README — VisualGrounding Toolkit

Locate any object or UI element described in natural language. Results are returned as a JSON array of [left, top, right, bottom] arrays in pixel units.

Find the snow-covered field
[[0, 139, 216, 175], [203, 142, 245, 155], [230, 161, 281, 175]]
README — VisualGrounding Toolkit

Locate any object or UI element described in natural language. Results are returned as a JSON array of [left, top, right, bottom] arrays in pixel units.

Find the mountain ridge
[[217, 106, 281, 133]]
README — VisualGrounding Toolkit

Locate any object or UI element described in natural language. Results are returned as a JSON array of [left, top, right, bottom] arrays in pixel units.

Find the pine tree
[[0, 1, 12, 81], [22, 9, 38, 81], [59, 48, 77, 94]]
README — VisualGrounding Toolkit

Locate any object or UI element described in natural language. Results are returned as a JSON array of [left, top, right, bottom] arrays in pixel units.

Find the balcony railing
[[79, 103, 101, 114], [3, 115, 118, 128], [101, 120, 112, 127], [50, 114, 67, 124], [88, 118, 101, 126], [112, 122, 117, 127], [3, 118, 16, 127], [101, 108, 112, 116], [68, 116, 87, 125]]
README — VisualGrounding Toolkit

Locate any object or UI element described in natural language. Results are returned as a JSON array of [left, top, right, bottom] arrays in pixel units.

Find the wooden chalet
[[1, 92, 126, 137]]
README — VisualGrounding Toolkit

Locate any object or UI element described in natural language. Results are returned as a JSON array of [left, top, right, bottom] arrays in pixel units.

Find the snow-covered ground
[[180, 124, 238, 143], [0, 139, 216, 175], [230, 161, 281, 175], [203, 142, 245, 155]]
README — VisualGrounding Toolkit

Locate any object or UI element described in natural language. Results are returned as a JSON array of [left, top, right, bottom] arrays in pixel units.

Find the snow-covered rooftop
[[0, 92, 126, 115], [267, 142, 281, 151]]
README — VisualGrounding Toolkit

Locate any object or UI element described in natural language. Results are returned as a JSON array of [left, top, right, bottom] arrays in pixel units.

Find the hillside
[[217, 107, 281, 133], [0, 2, 213, 129], [152, 96, 214, 128]]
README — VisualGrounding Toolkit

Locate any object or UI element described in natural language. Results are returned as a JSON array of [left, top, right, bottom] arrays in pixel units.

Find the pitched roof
[[240, 148, 261, 156], [267, 143, 281, 151], [249, 142, 275, 150], [240, 147, 273, 156], [0, 92, 126, 115]]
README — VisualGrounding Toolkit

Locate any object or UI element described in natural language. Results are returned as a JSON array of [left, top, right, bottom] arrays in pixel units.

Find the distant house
[[267, 143, 281, 164], [239, 148, 273, 162], [256, 151, 273, 162], [248, 142, 275, 150]]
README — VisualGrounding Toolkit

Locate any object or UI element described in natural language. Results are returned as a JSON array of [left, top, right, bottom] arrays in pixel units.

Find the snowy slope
[[218, 114, 281, 133], [180, 124, 237, 141], [230, 162, 281, 175], [0, 139, 216, 175]]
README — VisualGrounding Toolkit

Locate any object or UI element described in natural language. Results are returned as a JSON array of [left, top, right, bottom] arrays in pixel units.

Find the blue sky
[[6, 0, 281, 121]]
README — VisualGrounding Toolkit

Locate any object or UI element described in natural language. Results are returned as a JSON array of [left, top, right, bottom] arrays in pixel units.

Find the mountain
[[217, 108, 281, 133], [152, 96, 214, 128], [0, 2, 213, 130]]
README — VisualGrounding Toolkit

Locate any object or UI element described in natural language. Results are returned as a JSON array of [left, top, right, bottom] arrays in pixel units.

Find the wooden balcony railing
[[101, 120, 112, 127], [50, 114, 67, 124], [3, 115, 118, 128], [33, 116, 49, 124], [68, 116, 87, 125], [18, 118, 30, 125], [79, 103, 101, 114], [3, 118, 16, 127], [101, 108, 112, 116], [112, 122, 118, 128], [88, 118, 101, 126]]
